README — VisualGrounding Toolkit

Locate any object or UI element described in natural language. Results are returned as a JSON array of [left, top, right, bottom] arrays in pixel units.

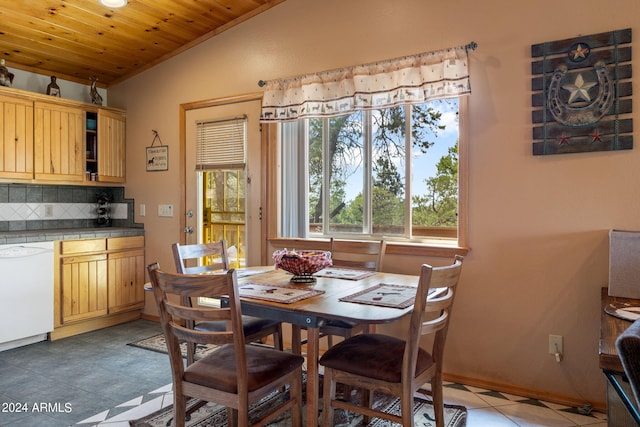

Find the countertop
[[0, 227, 145, 245]]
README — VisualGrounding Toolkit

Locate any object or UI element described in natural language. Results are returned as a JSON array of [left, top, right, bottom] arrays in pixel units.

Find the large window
[[280, 98, 462, 242]]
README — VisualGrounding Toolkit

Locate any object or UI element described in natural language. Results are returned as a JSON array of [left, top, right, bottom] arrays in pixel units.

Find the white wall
[[108, 0, 640, 406]]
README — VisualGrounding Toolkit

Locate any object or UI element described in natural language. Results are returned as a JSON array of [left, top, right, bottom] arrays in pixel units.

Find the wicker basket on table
[[272, 249, 332, 283]]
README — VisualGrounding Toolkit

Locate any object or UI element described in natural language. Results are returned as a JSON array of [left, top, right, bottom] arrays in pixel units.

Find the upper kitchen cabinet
[[0, 86, 126, 185], [96, 109, 126, 183], [0, 93, 34, 180], [34, 101, 85, 182]]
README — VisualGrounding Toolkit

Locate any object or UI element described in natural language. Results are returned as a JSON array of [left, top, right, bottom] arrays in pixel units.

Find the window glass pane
[[297, 98, 460, 241], [372, 107, 406, 236], [203, 169, 246, 267], [411, 99, 459, 238], [308, 118, 323, 233], [328, 112, 364, 234]]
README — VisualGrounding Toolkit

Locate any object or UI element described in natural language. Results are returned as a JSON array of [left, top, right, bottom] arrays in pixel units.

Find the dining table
[[234, 265, 432, 426]]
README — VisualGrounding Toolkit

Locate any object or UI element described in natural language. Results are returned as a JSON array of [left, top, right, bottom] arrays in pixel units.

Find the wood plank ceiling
[[0, 0, 286, 87]]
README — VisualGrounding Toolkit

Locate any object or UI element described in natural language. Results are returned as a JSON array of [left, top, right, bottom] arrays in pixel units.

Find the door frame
[[179, 92, 268, 264]]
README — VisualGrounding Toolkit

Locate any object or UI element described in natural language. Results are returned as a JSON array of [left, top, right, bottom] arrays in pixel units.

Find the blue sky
[[342, 99, 459, 200]]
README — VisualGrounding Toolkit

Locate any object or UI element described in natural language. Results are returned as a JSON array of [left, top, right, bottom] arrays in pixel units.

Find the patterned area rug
[[128, 334, 220, 359], [130, 387, 466, 427]]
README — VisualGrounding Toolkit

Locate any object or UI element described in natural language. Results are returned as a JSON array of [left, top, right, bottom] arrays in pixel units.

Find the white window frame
[[278, 97, 468, 247]]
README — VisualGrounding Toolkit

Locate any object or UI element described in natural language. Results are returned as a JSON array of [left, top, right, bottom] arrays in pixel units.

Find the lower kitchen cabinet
[[61, 253, 108, 323], [52, 235, 145, 340], [108, 247, 145, 313]]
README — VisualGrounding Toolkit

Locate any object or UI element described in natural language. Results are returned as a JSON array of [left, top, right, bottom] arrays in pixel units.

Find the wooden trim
[[49, 310, 141, 341], [262, 123, 279, 265], [140, 313, 160, 322], [444, 372, 606, 413], [456, 96, 469, 248]]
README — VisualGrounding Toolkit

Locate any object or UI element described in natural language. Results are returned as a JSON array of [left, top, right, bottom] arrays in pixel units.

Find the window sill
[[268, 237, 469, 259], [385, 240, 469, 258]]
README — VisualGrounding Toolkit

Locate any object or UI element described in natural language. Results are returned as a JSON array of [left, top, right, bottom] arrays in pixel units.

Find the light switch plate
[[158, 204, 173, 217]]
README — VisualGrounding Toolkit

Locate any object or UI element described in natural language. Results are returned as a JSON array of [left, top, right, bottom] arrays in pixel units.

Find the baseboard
[[443, 372, 606, 413], [49, 311, 141, 341], [140, 313, 159, 322]]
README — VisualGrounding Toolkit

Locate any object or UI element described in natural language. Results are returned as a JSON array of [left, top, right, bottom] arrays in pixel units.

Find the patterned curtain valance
[[260, 43, 474, 122]]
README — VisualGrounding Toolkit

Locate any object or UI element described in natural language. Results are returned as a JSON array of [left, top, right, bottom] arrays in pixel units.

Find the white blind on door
[[196, 116, 247, 170]]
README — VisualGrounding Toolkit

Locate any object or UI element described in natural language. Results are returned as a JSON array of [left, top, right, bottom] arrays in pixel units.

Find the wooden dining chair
[[319, 255, 464, 427], [147, 263, 304, 427], [172, 241, 283, 365], [615, 319, 640, 424], [329, 237, 387, 272]]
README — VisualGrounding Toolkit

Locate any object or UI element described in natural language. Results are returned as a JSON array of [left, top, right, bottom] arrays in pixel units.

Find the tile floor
[[0, 320, 608, 427]]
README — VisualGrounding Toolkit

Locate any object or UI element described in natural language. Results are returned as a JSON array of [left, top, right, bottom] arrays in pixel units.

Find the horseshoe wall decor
[[531, 28, 633, 155], [547, 61, 614, 127]]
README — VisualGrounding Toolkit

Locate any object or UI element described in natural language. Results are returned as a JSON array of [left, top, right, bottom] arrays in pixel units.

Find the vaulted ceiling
[[0, 0, 286, 87]]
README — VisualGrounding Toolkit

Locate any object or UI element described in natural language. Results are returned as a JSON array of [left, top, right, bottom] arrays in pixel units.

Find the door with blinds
[[184, 98, 262, 267]]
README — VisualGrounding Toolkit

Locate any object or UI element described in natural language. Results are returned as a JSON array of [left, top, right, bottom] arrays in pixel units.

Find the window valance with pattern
[[260, 43, 474, 122]]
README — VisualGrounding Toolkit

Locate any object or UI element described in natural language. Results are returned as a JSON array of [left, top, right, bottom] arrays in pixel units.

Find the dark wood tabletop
[[599, 287, 640, 372], [237, 266, 423, 427], [237, 266, 420, 325]]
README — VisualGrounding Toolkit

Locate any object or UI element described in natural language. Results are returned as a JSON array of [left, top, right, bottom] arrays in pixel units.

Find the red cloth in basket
[[273, 249, 332, 276]]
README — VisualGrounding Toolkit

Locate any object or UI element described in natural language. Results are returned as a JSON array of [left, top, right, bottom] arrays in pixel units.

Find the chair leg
[[274, 324, 284, 351], [290, 370, 303, 427], [173, 393, 187, 427], [431, 373, 445, 427], [322, 369, 337, 427], [291, 325, 303, 355], [400, 393, 415, 426], [362, 388, 373, 424], [226, 407, 238, 427], [340, 330, 352, 401]]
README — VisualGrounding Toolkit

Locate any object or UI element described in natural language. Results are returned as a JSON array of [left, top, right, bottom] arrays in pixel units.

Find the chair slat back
[[172, 241, 229, 275], [147, 263, 246, 377], [404, 255, 463, 377], [616, 319, 640, 416], [330, 238, 386, 271]]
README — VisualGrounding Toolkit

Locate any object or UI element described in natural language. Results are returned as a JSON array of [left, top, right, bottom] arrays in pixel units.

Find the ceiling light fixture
[[99, 0, 127, 8]]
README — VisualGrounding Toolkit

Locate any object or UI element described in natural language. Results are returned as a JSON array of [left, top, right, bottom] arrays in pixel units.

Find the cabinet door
[[0, 94, 33, 179], [98, 109, 126, 182], [61, 254, 108, 323], [34, 102, 85, 182], [108, 249, 145, 313]]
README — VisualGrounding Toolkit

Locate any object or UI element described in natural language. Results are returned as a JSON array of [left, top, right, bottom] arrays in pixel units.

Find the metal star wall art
[[531, 28, 633, 155]]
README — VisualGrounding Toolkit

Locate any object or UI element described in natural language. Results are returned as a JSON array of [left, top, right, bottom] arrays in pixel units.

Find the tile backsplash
[[0, 184, 140, 232]]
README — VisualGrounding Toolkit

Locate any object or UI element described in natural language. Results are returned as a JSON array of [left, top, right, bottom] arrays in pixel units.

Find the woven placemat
[[314, 267, 376, 280], [340, 283, 418, 308], [239, 282, 324, 303]]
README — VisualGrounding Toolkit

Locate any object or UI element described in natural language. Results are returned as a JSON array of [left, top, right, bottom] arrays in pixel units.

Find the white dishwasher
[[0, 241, 54, 351]]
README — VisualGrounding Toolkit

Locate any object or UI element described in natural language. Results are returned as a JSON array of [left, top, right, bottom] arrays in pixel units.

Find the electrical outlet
[[139, 204, 145, 217], [549, 334, 563, 355], [44, 204, 54, 218], [158, 204, 173, 217]]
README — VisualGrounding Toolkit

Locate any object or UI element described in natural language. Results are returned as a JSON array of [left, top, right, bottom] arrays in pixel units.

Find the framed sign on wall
[[146, 130, 168, 171]]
